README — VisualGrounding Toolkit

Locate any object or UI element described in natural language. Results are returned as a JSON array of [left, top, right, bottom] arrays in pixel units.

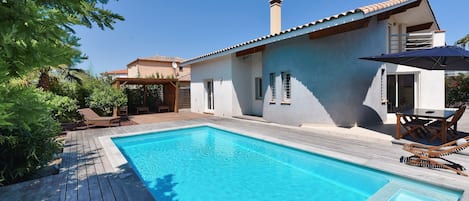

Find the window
[[255, 77, 263, 99], [269, 73, 276, 101], [281, 72, 291, 102]]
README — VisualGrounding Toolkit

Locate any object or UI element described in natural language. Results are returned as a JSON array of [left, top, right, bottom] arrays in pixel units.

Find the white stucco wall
[[262, 74, 335, 125], [189, 15, 444, 126], [385, 30, 446, 110], [362, 67, 388, 122], [387, 64, 445, 109], [231, 52, 263, 116], [250, 53, 264, 116], [423, 31, 446, 109], [262, 17, 388, 127], [190, 55, 233, 117], [419, 70, 445, 109], [231, 55, 251, 116]]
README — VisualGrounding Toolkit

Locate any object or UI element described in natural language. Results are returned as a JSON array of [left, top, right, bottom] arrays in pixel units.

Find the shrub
[[88, 86, 127, 116], [0, 85, 61, 185], [446, 73, 469, 106], [43, 92, 80, 123]]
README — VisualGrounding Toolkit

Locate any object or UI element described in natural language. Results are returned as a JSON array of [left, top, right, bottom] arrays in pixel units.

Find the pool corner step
[[367, 181, 456, 201]]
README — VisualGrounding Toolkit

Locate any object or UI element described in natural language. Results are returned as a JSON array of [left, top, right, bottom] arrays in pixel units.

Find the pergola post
[[169, 81, 179, 113], [143, 85, 148, 106], [112, 80, 120, 117], [175, 81, 179, 113]]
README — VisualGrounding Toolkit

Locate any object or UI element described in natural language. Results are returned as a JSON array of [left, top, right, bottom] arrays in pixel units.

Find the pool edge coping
[[99, 123, 370, 172]]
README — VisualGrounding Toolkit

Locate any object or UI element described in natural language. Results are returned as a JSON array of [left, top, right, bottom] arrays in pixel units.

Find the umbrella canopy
[[360, 46, 469, 70]]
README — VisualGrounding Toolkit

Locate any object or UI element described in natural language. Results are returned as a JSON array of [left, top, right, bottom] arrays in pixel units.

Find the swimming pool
[[112, 126, 462, 201]]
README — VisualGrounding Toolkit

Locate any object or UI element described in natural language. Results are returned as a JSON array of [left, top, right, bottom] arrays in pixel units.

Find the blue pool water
[[112, 126, 462, 201]]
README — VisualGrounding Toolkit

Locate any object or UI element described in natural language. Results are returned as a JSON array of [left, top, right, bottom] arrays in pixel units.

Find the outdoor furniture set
[[396, 105, 466, 143], [396, 105, 468, 176], [361, 45, 469, 176]]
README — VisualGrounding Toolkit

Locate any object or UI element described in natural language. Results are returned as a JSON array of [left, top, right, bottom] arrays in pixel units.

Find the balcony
[[389, 31, 445, 53]]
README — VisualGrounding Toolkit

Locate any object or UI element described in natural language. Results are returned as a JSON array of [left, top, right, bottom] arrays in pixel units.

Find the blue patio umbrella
[[360, 46, 469, 70]]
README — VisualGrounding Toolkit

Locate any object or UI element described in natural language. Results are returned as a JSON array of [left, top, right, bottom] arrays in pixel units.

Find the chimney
[[269, 0, 282, 35]]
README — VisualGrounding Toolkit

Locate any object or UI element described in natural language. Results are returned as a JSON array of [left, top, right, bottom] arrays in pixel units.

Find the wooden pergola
[[112, 78, 179, 116]]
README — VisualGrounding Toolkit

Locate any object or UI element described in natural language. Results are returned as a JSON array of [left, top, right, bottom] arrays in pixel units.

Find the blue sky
[[74, 0, 469, 74]]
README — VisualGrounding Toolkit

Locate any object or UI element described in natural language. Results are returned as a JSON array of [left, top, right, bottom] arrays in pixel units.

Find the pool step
[[368, 181, 456, 201]]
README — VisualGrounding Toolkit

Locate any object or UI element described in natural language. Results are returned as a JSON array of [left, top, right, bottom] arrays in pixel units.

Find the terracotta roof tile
[[102, 69, 128, 75], [140, 56, 185, 62], [358, 0, 409, 14]]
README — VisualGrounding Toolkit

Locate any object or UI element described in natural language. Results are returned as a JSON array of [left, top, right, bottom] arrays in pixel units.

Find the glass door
[[205, 80, 214, 112], [387, 74, 415, 113]]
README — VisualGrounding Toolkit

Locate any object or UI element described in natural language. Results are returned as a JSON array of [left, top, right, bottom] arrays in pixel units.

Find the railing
[[389, 32, 434, 53]]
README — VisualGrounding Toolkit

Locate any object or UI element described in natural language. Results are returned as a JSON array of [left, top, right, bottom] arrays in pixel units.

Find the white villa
[[182, 0, 446, 127]]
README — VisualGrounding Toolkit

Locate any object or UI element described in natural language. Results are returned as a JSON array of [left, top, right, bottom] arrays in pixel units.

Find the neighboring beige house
[[127, 56, 191, 109], [101, 69, 128, 79], [127, 55, 190, 80], [112, 56, 191, 112]]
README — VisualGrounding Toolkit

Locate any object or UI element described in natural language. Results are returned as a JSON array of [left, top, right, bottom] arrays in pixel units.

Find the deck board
[[59, 133, 72, 201], [90, 134, 116, 201], [77, 132, 91, 201], [84, 132, 103, 201], [65, 132, 79, 201]]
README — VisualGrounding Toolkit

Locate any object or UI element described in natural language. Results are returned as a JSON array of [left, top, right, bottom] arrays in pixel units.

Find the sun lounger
[[78, 108, 121, 127], [400, 136, 469, 176]]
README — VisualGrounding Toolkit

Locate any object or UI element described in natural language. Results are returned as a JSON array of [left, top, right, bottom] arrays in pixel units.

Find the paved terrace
[[1, 112, 468, 200]]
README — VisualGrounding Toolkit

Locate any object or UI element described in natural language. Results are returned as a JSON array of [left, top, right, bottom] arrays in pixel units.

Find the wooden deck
[[1, 112, 468, 200]]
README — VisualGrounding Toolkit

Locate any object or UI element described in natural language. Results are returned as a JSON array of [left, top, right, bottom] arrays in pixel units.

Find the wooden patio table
[[396, 108, 456, 143]]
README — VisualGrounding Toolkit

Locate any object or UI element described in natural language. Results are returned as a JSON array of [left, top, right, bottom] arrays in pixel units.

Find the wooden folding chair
[[426, 105, 466, 142], [398, 114, 431, 140]]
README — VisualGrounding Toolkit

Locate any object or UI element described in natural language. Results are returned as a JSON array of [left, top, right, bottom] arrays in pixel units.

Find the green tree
[[446, 73, 469, 106], [0, 0, 124, 125], [43, 92, 81, 123], [88, 81, 127, 116], [456, 34, 469, 48], [37, 65, 87, 91], [0, 0, 124, 83], [0, 0, 124, 185]]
